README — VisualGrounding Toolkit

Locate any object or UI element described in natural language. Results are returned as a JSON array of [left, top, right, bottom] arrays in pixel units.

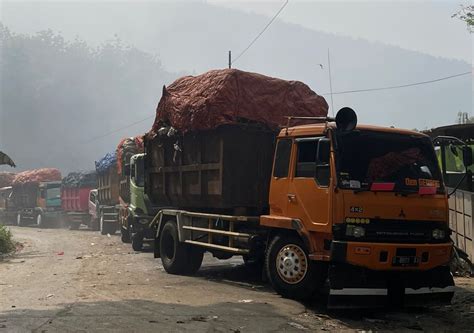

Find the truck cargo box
[[145, 125, 276, 215], [97, 166, 120, 206], [61, 187, 93, 212]]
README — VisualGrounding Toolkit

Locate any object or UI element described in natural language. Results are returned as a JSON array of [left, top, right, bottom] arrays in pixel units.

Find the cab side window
[[273, 139, 292, 178], [296, 141, 317, 177], [295, 138, 330, 187]]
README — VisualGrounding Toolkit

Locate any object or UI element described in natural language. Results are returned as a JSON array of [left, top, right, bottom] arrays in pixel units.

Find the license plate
[[392, 256, 419, 267]]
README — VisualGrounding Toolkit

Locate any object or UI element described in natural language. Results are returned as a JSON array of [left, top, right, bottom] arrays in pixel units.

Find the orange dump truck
[[145, 70, 458, 308]]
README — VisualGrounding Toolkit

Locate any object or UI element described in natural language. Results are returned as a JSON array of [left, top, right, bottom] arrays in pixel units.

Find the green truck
[[119, 153, 155, 251]]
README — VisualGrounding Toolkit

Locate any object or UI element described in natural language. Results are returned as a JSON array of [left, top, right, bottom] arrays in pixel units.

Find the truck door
[[287, 137, 330, 230], [269, 138, 293, 216]]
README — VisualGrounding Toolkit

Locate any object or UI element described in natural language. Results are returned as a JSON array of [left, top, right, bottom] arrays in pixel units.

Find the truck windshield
[[335, 130, 443, 192], [47, 187, 61, 199]]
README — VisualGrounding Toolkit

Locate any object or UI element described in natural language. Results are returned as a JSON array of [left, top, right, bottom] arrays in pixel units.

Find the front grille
[[333, 219, 450, 244]]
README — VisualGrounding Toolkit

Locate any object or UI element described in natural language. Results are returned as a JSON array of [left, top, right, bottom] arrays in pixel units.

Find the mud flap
[[402, 266, 455, 307], [327, 264, 454, 309], [328, 264, 389, 309]]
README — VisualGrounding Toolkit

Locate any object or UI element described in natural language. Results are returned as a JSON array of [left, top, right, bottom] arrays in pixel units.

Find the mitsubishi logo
[[399, 209, 406, 219]]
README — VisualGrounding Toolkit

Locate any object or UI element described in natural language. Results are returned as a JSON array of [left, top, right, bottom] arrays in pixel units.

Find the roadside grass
[[0, 224, 15, 254]]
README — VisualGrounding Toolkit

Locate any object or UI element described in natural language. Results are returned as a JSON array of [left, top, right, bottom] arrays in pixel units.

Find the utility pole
[[228, 51, 232, 69], [327, 49, 335, 117]]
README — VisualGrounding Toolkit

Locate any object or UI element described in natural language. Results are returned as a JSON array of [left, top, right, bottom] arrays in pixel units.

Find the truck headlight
[[432, 229, 445, 240], [346, 225, 366, 238]]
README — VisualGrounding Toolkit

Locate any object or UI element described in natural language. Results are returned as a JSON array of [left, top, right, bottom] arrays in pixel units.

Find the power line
[[231, 0, 289, 65], [81, 115, 154, 144], [323, 71, 471, 96]]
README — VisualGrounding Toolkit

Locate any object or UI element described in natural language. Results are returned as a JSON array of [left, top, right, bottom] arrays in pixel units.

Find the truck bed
[[145, 125, 276, 215]]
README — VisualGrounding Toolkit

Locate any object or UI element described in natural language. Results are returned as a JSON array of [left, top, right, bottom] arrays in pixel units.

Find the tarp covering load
[[0, 172, 15, 188], [62, 171, 97, 188], [150, 69, 328, 134], [95, 152, 117, 174], [116, 136, 144, 175], [12, 168, 62, 185]]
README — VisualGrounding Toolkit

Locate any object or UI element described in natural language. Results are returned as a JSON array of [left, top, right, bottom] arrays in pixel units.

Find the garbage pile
[[150, 68, 328, 135], [62, 171, 97, 188], [95, 152, 117, 174], [12, 168, 62, 185], [0, 172, 15, 188], [116, 136, 144, 174]]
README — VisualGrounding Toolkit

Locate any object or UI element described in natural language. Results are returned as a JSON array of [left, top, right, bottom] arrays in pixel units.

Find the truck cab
[[17, 181, 63, 227], [0, 186, 14, 224], [120, 153, 154, 250], [261, 118, 455, 307]]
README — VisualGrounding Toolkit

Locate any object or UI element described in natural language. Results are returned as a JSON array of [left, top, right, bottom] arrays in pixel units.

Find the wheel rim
[[36, 214, 42, 226], [100, 215, 104, 231], [276, 244, 308, 285], [17, 214, 21, 226]]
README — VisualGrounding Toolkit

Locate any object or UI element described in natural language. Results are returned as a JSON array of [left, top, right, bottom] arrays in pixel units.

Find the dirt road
[[1, 227, 473, 332]]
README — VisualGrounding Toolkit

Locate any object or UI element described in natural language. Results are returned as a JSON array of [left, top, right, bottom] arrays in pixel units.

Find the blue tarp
[[95, 152, 117, 174]]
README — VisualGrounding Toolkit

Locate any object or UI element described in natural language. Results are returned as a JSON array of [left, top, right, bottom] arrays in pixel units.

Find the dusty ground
[[0, 226, 473, 332]]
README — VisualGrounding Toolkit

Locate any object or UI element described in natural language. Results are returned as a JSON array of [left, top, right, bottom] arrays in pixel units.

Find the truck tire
[[132, 232, 143, 251], [121, 227, 131, 243], [90, 218, 100, 231], [159, 220, 203, 275], [36, 213, 46, 228], [69, 222, 80, 230], [100, 213, 107, 235], [265, 234, 320, 300], [16, 212, 24, 227]]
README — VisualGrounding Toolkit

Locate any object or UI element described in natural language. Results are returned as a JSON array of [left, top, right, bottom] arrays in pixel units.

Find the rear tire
[[100, 214, 106, 235], [16, 212, 23, 227], [265, 234, 322, 300], [121, 227, 131, 243], [159, 220, 203, 275], [36, 213, 45, 228], [69, 221, 80, 230], [132, 232, 143, 251]]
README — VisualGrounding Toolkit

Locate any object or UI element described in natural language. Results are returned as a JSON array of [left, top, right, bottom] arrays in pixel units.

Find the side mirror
[[317, 138, 331, 164], [463, 146, 473, 167]]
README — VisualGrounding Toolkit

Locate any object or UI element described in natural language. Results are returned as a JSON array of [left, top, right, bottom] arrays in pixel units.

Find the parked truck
[[116, 137, 154, 250], [0, 172, 16, 224], [427, 123, 474, 276], [95, 153, 120, 235], [12, 168, 63, 228], [144, 69, 461, 308], [61, 171, 98, 230]]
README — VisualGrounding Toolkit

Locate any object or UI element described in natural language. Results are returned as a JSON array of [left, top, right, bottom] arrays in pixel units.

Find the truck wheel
[[265, 234, 320, 300], [159, 220, 203, 275], [100, 214, 107, 235], [132, 232, 143, 251], [121, 227, 131, 243], [16, 213, 23, 227], [69, 222, 80, 230], [36, 213, 46, 228], [91, 218, 100, 231]]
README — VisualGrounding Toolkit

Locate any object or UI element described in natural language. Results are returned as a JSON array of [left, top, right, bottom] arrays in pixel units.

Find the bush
[[0, 224, 15, 254]]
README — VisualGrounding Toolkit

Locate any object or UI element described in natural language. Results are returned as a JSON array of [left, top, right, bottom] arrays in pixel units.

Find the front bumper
[[327, 264, 454, 309], [331, 241, 452, 271]]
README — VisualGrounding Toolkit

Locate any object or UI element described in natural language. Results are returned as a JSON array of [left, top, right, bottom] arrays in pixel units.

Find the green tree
[[452, 5, 473, 32]]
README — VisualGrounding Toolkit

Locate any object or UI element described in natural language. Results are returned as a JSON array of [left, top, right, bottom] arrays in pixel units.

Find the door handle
[[287, 194, 296, 202]]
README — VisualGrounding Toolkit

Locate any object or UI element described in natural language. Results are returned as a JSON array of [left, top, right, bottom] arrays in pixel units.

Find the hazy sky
[[210, 0, 472, 63]]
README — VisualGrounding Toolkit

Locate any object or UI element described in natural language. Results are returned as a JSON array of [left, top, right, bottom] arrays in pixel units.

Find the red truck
[[61, 171, 98, 230]]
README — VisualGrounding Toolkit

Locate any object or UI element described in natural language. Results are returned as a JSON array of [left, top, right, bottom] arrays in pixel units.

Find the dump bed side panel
[[97, 166, 120, 206], [145, 125, 275, 215]]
